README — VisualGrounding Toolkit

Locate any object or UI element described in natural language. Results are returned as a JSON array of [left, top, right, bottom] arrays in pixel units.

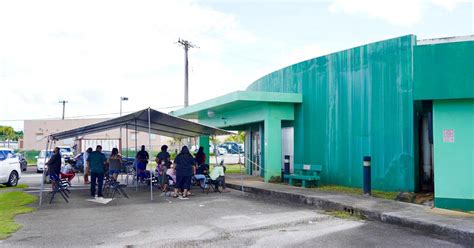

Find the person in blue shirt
[[87, 145, 107, 198], [135, 145, 149, 180]]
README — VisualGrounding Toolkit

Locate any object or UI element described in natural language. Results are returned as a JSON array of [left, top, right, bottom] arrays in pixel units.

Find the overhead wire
[[0, 104, 184, 122]]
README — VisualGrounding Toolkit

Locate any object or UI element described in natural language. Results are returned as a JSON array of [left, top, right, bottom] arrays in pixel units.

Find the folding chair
[[204, 175, 221, 194], [109, 179, 129, 199], [103, 176, 129, 199], [50, 175, 70, 204], [164, 175, 176, 197]]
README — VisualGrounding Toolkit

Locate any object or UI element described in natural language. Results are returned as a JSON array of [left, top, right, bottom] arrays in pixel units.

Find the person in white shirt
[[209, 163, 230, 193], [83, 147, 92, 184], [60, 163, 75, 182]]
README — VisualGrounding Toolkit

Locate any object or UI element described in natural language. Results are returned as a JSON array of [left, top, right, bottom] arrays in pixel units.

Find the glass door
[[252, 131, 261, 176]]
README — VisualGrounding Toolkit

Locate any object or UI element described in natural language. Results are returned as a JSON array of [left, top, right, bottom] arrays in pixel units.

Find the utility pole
[[58, 100, 68, 120], [120, 97, 128, 152], [177, 38, 198, 107]]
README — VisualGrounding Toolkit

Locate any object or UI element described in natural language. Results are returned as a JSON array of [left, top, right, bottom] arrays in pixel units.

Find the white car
[[58, 146, 74, 158], [0, 148, 21, 186]]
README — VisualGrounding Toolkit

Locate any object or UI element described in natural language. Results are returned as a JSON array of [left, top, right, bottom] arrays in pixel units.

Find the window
[[0, 150, 15, 159], [0, 151, 5, 161], [130, 132, 137, 140], [6, 150, 15, 158], [39, 150, 53, 158], [60, 147, 72, 153]]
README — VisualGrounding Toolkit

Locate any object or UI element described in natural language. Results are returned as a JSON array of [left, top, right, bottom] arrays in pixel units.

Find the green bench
[[284, 164, 322, 188]]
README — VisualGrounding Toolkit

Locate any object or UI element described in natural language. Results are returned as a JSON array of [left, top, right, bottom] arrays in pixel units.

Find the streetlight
[[120, 97, 129, 152], [120, 97, 129, 116]]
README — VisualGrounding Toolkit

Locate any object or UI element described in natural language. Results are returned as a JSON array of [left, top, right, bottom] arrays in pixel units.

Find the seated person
[[60, 163, 75, 182], [193, 163, 208, 189], [156, 145, 171, 186], [108, 148, 122, 181], [209, 163, 230, 193], [164, 164, 176, 192]]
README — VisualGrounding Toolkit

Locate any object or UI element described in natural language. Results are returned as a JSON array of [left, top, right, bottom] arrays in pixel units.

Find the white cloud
[[274, 44, 331, 69], [0, 0, 258, 130], [328, 0, 465, 26]]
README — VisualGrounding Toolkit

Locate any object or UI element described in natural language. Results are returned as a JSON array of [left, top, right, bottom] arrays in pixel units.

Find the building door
[[281, 127, 294, 174], [418, 101, 434, 192], [252, 131, 261, 176]]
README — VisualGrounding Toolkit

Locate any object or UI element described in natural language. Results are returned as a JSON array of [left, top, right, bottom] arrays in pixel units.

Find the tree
[[0, 126, 15, 141], [210, 136, 219, 145], [14, 131, 23, 141], [225, 131, 245, 143]]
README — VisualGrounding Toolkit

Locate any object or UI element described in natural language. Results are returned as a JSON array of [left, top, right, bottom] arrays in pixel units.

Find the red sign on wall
[[443, 129, 455, 143]]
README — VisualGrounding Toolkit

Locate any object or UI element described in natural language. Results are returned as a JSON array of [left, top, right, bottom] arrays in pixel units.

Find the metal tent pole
[[148, 108, 153, 201], [214, 136, 219, 167], [135, 119, 138, 192], [239, 145, 244, 195], [39, 137, 50, 206], [125, 124, 129, 184]]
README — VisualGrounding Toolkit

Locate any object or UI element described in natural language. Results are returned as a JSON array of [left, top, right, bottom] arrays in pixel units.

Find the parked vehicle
[[0, 148, 21, 186], [36, 150, 65, 173], [16, 153, 27, 171], [217, 147, 227, 155], [220, 142, 243, 154], [70, 151, 134, 172], [58, 146, 74, 158], [209, 144, 227, 155]]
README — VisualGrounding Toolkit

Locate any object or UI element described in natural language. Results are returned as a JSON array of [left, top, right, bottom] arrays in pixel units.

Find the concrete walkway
[[226, 175, 474, 242]]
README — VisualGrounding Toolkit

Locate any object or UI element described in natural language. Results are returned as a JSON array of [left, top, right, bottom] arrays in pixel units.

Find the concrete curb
[[226, 182, 474, 243]]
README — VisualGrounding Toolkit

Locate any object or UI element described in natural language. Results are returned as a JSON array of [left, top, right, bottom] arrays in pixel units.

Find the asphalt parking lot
[[1, 168, 465, 248]]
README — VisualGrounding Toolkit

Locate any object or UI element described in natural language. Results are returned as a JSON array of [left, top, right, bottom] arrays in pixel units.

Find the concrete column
[[263, 117, 282, 182], [199, 136, 210, 164]]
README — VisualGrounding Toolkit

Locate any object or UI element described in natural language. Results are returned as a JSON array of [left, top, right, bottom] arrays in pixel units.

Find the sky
[[0, 0, 473, 131]]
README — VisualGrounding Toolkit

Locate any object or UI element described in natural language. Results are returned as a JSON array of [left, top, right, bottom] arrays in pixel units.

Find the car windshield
[[39, 151, 53, 158], [60, 148, 72, 153]]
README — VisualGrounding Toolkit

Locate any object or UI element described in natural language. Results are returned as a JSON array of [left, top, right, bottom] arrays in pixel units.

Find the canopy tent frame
[[39, 107, 230, 206]]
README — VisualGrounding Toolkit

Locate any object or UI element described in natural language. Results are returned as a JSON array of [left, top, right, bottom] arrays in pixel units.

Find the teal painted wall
[[198, 136, 210, 165], [414, 41, 474, 100], [198, 103, 295, 181], [247, 35, 416, 191], [433, 99, 474, 211]]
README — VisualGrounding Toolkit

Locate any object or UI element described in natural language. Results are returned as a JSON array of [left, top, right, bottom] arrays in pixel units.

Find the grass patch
[[327, 210, 364, 220], [312, 185, 398, 200], [0, 184, 28, 190], [224, 164, 245, 174], [0, 191, 37, 239]]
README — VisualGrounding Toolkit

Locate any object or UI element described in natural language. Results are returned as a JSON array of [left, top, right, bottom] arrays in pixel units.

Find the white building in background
[[23, 118, 172, 152], [0, 141, 19, 150]]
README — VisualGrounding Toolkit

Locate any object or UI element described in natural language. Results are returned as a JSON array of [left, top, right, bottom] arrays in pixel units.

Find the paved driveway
[[1, 169, 465, 247]]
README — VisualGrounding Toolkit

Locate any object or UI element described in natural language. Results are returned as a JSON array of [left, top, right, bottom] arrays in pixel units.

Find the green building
[[173, 35, 474, 211]]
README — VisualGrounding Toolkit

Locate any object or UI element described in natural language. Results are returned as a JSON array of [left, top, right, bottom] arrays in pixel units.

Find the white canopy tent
[[39, 108, 230, 205]]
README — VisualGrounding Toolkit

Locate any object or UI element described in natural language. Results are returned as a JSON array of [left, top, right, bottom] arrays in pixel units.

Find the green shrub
[[19, 150, 40, 165]]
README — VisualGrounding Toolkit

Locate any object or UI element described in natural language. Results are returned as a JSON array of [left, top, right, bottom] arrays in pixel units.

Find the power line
[[0, 104, 184, 122]]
